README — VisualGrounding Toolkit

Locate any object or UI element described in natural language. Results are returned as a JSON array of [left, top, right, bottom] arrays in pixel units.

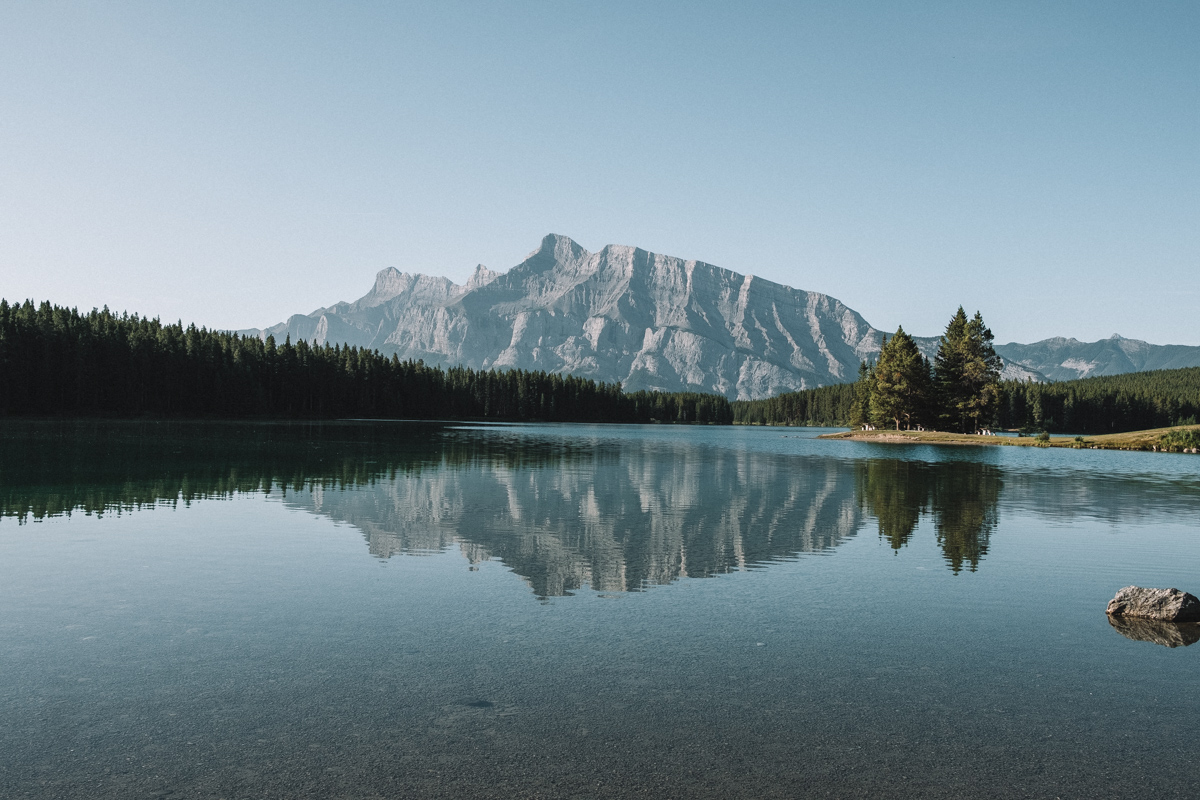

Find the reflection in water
[[856, 460, 928, 551], [857, 459, 1002, 573], [1108, 616, 1200, 648], [933, 463, 1001, 574], [4, 421, 1198, 595], [0, 420, 590, 523], [289, 442, 864, 596], [0, 421, 864, 597]]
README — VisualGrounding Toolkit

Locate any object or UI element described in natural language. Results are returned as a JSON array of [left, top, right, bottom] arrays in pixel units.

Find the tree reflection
[[857, 458, 1001, 573], [857, 460, 931, 551], [932, 462, 1001, 573]]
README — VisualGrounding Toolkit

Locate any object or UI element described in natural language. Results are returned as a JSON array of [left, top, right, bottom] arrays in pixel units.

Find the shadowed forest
[[0, 300, 731, 423]]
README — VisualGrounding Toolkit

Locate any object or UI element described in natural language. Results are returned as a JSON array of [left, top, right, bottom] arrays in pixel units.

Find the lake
[[2, 420, 1199, 798]]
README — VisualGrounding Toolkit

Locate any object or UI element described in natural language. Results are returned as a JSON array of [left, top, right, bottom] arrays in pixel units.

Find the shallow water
[[2, 420, 1198, 798]]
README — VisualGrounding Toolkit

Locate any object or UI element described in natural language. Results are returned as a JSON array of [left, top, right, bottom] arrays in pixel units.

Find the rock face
[[995, 335, 1200, 382], [1106, 586, 1200, 622], [1107, 615, 1200, 648], [239, 233, 1085, 399], [244, 234, 887, 400]]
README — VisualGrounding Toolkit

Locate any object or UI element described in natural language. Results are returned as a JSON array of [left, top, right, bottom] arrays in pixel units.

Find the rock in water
[[1106, 586, 1200, 622], [1107, 616, 1200, 648]]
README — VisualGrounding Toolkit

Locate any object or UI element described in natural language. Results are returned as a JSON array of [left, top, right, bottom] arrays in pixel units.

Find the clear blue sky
[[2, 1, 1196, 344]]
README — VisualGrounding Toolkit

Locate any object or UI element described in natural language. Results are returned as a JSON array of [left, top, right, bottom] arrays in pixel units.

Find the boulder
[[1108, 615, 1200, 648], [1106, 586, 1200, 622]]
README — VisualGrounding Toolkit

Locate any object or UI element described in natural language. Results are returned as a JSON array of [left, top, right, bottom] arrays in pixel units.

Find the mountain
[[244, 234, 891, 400], [993, 335, 1200, 382], [246, 233, 1197, 399]]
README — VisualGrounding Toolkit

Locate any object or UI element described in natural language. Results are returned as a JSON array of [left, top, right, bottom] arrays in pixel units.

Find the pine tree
[[869, 327, 932, 430], [934, 307, 968, 431], [960, 311, 1002, 433], [934, 308, 1000, 433], [849, 360, 873, 429]]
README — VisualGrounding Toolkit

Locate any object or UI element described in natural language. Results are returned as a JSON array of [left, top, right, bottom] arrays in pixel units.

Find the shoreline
[[818, 425, 1200, 453]]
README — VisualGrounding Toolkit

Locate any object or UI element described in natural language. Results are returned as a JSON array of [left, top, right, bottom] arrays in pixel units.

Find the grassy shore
[[818, 424, 1200, 453]]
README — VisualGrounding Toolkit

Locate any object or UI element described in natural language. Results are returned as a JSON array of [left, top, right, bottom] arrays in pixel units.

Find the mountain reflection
[[4, 421, 1198, 596], [286, 440, 864, 596]]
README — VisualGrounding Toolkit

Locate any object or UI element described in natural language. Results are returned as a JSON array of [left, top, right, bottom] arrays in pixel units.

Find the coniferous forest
[[732, 308, 1200, 435], [734, 367, 1200, 434], [0, 300, 733, 424], [994, 368, 1200, 433], [6, 298, 1197, 433], [730, 383, 857, 426]]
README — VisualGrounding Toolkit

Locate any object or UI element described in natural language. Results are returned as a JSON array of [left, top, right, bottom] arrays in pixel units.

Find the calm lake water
[[2, 420, 1199, 799]]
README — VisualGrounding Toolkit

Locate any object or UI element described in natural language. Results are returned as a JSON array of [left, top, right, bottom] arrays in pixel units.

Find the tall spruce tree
[[849, 360, 874, 429], [934, 308, 968, 430], [934, 307, 1001, 432], [960, 311, 1002, 432], [869, 327, 932, 430]]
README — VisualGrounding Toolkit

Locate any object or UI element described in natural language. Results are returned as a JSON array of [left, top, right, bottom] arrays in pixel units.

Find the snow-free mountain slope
[[245, 234, 884, 400], [994, 335, 1200, 382], [243, 234, 1197, 398]]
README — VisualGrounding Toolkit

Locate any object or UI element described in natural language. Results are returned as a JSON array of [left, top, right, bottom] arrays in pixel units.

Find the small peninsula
[[819, 424, 1200, 453]]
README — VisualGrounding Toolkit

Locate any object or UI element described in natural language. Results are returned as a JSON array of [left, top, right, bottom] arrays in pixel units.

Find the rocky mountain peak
[[524, 233, 589, 269], [464, 264, 500, 292], [239, 234, 1200, 397]]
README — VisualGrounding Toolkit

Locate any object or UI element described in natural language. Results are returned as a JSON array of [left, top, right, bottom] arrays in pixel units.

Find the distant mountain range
[[241, 234, 1200, 400], [993, 336, 1200, 382]]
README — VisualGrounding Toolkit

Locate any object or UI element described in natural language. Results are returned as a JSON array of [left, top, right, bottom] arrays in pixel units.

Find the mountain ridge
[[241, 234, 1200, 398]]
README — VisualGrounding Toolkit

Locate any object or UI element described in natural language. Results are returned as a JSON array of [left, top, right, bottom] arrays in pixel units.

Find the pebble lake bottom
[[1, 420, 1198, 799]]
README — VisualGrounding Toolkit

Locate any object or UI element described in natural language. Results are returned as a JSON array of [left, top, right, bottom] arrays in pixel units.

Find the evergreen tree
[[934, 307, 968, 431], [960, 311, 1002, 432], [869, 327, 931, 430], [849, 360, 873, 429], [934, 308, 1001, 432]]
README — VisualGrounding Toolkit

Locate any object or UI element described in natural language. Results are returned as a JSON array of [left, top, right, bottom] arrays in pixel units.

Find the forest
[[734, 367, 1200, 434], [995, 367, 1200, 433], [731, 382, 856, 426], [0, 300, 733, 424], [7, 298, 1196, 434], [734, 369, 1200, 438], [732, 306, 1200, 435]]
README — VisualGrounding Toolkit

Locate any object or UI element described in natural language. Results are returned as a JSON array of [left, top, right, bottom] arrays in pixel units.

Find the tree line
[[730, 382, 856, 426], [735, 309, 1200, 435], [0, 299, 733, 424], [995, 367, 1200, 433]]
